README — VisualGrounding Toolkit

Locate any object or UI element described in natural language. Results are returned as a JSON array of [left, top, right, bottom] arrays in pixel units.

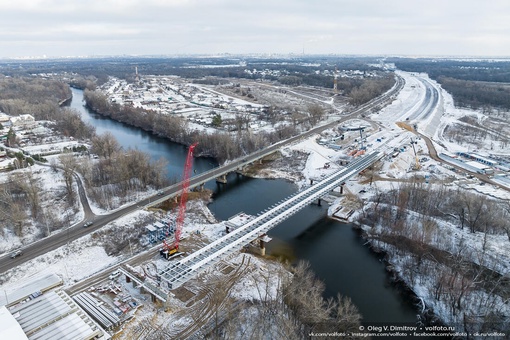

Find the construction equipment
[[410, 138, 421, 170], [160, 142, 198, 259]]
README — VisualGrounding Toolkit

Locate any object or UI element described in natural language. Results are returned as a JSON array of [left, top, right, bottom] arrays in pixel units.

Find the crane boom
[[161, 142, 198, 259], [173, 142, 198, 249]]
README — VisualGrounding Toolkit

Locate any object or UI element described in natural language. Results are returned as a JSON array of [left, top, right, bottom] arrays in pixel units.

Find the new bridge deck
[[159, 151, 384, 290]]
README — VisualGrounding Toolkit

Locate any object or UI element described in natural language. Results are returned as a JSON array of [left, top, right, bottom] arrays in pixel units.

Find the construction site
[[3, 61, 510, 338]]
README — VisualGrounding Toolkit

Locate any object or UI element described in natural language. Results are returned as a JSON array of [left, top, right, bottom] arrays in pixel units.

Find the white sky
[[1, 0, 509, 58]]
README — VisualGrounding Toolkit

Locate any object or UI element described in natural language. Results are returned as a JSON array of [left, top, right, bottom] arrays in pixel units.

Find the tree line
[[437, 77, 510, 110], [358, 181, 510, 333], [390, 58, 510, 110], [217, 261, 362, 339], [0, 77, 95, 139], [83, 89, 301, 163], [52, 132, 168, 211]]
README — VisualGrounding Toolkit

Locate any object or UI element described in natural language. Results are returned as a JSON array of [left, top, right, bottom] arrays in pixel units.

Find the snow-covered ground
[[2, 69, 509, 335], [0, 163, 84, 253]]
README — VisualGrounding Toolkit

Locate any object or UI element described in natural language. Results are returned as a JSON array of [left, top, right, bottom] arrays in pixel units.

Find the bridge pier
[[259, 239, 266, 256], [125, 275, 131, 283], [317, 198, 322, 206], [258, 234, 271, 256], [198, 183, 205, 191], [216, 174, 227, 184], [157, 151, 383, 290]]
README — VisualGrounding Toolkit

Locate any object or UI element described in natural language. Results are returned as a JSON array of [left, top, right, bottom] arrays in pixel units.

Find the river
[[70, 87, 419, 325]]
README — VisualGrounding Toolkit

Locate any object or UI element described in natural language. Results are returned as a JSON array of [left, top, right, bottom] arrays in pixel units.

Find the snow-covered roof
[[0, 306, 28, 340], [439, 153, 486, 173], [8, 290, 105, 340], [10, 114, 35, 124], [0, 273, 62, 307], [465, 160, 490, 170], [0, 112, 10, 122]]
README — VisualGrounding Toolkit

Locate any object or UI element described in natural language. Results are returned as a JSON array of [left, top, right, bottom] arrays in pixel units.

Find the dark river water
[[70, 87, 419, 324]]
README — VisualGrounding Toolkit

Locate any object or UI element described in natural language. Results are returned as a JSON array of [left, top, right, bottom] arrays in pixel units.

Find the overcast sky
[[1, 0, 509, 58]]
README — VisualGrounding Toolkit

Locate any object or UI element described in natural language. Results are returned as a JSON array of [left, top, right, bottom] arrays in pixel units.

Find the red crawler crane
[[161, 142, 198, 259]]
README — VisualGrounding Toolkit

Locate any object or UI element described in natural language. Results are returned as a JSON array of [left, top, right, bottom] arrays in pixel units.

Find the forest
[[390, 58, 510, 110]]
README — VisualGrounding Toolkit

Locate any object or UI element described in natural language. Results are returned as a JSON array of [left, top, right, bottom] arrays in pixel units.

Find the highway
[[0, 76, 403, 276], [409, 78, 440, 121]]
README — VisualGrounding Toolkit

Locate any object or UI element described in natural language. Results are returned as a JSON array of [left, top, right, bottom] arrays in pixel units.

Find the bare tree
[[59, 152, 78, 204], [308, 103, 325, 125], [16, 170, 41, 218], [91, 131, 121, 159]]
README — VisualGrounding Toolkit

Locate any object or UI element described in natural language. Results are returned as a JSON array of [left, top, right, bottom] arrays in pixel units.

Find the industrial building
[[440, 153, 494, 174], [456, 151, 498, 167], [0, 274, 110, 340]]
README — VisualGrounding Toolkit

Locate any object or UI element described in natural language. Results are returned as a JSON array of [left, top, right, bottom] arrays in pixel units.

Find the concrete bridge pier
[[125, 275, 131, 283], [259, 240, 266, 256], [236, 166, 245, 175], [317, 198, 322, 206], [258, 234, 271, 256], [216, 174, 227, 184]]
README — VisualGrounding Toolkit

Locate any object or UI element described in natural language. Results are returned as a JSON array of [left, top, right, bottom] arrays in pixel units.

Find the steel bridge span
[[158, 150, 385, 290]]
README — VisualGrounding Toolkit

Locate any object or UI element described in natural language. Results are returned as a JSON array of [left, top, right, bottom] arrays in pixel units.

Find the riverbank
[[239, 133, 510, 334], [70, 86, 435, 329]]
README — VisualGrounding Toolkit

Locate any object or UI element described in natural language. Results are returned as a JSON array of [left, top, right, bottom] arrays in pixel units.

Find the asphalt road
[[0, 78, 403, 276]]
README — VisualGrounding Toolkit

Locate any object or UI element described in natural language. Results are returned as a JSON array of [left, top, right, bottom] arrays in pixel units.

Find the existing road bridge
[[157, 150, 385, 291]]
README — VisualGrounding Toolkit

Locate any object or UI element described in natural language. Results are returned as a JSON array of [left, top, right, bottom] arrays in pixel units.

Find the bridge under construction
[[151, 150, 384, 294]]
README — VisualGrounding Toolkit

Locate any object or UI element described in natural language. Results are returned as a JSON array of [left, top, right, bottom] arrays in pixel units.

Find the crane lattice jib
[[172, 142, 198, 249]]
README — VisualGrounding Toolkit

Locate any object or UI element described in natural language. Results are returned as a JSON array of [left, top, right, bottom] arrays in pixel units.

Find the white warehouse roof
[[7, 290, 107, 340], [0, 306, 28, 340], [0, 273, 62, 307]]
